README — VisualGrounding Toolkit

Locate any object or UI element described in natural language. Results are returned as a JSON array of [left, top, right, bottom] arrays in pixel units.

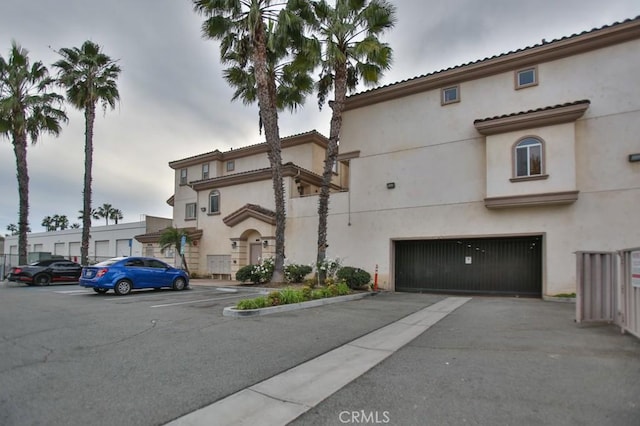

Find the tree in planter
[[0, 42, 68, 264], [291, 0, 396, 281], [54, 40, 121, 265], [192, 0, 314, 282], [159, 226, 191, 275]]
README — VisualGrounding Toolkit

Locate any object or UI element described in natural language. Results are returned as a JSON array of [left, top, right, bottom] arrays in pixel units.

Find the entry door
[[250, 244, 262, 265]]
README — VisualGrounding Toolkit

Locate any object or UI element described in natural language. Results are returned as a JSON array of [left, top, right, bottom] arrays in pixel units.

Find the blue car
[[79, 257, 189, 295]]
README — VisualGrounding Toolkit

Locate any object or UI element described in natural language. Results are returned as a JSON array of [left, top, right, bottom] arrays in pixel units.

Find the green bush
[[279, 287, 305, 304], [235, 265, 257, 283], [285, 264, 313, 283], [236, 296, 268, 310], [304, 277, 318, 289], [267, 290, 281, 306], [336, 281, 350, 296], [336, 266, 371, 289], [301, 285, 312, 300], [311, 289, 326, 300]]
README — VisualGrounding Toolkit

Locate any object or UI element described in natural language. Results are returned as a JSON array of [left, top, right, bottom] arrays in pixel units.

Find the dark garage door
[[395, 236, 542, 296]]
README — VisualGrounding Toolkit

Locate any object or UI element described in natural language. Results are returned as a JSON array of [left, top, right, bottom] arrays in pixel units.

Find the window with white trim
[[514, 137, 543, 177], [180, 168, 188, 185], [516, 67, 537, 89], [226, 160, 235, 172], [202, 163, 209, 179], [441, 85, 459, 105], [185, 202, 197, 220]]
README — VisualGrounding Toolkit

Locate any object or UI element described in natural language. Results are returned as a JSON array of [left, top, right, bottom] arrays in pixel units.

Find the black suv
[[6, 259, 83, 285]]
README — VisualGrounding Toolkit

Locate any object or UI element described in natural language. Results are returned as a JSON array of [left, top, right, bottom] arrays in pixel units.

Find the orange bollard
[[374, 264, 378, 292]]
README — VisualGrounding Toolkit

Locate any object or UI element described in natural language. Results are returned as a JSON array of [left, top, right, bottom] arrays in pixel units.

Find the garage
[[394, 235, 542, 297]]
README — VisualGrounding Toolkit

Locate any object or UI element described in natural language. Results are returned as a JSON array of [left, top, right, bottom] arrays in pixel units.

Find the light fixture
[[200, 207, 206, 212], [263, 240, 268, 248], [231, 241, 237, 249], [629, 153, 640, 162], [386, 182, 395, 189]]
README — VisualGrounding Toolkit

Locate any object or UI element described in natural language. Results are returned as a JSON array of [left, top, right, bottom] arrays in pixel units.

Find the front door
[[250, 243, 262, 265]]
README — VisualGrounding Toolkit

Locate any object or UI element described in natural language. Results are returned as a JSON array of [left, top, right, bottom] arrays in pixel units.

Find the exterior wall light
[[200, 207, 206, 212], [629, 153, 640, 162], [263, 240, 268, 248], [231, 241, 237, 249], [386, 182, 396, 189]]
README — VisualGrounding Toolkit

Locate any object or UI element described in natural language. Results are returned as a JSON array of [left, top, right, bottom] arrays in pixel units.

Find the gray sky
[[1, 0, 638, 233]]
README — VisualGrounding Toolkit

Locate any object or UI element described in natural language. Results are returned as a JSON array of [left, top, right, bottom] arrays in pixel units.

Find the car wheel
[[34, 274, 51, 286], [114, 279, 132, 296], [172, 277, 187, 291], [93, 288, 108, 294]]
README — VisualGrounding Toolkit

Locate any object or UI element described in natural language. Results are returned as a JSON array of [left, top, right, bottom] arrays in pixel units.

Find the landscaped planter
[[223, 292, 375, 317]]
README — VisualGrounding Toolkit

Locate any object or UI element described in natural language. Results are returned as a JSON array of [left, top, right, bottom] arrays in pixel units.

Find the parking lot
[[2, 281, 639, 426]]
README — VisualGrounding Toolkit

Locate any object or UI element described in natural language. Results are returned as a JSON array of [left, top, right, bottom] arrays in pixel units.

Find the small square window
[[516, 67, 537, 89], [441, 85, 460, 105], [180, 168, 188, 185], [202, 163, 209, 180], [226, 160, 235, 172]]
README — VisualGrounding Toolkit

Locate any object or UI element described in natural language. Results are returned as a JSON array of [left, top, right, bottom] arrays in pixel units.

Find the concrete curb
[[223, 292, 376, 317]]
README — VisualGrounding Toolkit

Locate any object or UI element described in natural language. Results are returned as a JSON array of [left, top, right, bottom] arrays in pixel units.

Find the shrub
[[285, 264, 313, 283], [316, 257, 341, 280], [304, 277, 318, 289], [236, 296, 268, 310], [336, 267, 371, 289], [254, 258, 274, 283], [279, 287, 305, 304], [235, 265, 256, 283], [336, 281, 350, 296], [311, 289, 326, 300], [267, 290, 281, 306], [301, 285, 312, 300], [327, 284, 339, 297]]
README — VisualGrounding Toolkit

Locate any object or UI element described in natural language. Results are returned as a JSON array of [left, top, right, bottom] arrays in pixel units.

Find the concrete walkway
[[166, 297, 471, 425]]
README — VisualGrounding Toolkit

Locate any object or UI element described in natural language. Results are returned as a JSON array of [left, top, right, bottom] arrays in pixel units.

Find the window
[[209, 190, 220, 214], [514, 137, 543, 177], [202, 163, 209, 180], [180, 168, 188, 185], [226, 160, 235, 172], [185, 202, 197, 220], [516, 67, 537, 89], [441, 85, 459, 105]]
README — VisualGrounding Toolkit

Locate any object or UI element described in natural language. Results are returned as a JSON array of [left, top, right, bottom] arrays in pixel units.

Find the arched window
[[514, 137, 543, 177], [209, 190, 220, 213]]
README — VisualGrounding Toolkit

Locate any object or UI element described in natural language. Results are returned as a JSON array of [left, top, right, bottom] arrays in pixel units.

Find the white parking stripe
[[53, 289, 90, 294], [151, 294, 247, 308]]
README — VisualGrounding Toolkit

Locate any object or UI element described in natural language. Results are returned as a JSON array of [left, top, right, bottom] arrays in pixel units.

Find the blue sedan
[[79, 257, 189, 295]]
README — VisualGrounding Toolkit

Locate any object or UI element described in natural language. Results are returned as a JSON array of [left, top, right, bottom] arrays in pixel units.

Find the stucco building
[[162, 16, 640, 297]]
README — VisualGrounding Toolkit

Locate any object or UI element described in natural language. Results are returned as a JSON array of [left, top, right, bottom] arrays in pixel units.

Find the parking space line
[[151, 294, 247, 308]]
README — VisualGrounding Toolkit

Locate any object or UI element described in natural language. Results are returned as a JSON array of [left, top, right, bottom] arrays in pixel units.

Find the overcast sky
[[1, 0, 638, 234]]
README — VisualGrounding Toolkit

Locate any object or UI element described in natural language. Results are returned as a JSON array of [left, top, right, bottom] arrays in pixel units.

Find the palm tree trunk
[[253, 20, 286, 283], [316, 63, 347, 281], [12, 133, 29, 265], [81, 104, 96, 265]]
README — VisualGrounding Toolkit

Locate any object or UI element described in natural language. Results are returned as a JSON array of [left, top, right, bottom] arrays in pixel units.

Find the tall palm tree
[[41, 216, 54, 231], [192, 0, 312, 282], [298, 0, 395, 276], [0, 42, 67, 264], [109, 208, 123, 224], [53, 214, 69, 230], [53, 41, 121, 265], [96, 203, 116, 225], [159, 226, 191, 275]]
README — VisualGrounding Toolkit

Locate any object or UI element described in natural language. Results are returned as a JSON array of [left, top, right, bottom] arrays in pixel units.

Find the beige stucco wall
[[331, 38, 640, 295]]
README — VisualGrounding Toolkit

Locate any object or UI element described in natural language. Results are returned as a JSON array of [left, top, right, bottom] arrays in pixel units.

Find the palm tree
[[53, 214, 69, 230], [96, 203, 116, 225], [53, 41, 121, 265], [299, 0, 395, 277], [192, 0, 312, 282], [6, 224, 18, 236], [41, 216, 54, 231], [109, 208, 123, 224], [0, 42, 67, 264], [77, 208, 100, 221], [159, 226, 191, 275], [70, 223, 80, 229]]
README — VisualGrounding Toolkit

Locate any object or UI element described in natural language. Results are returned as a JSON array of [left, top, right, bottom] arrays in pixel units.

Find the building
[[143, 131, 343, 279], [3, 216, 172, 267], [163, 16, 640, 297]]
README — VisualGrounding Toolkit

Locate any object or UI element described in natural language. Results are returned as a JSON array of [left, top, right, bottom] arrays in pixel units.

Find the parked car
[[79, 256, 189, 295], [6, 259, 83, 285]]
